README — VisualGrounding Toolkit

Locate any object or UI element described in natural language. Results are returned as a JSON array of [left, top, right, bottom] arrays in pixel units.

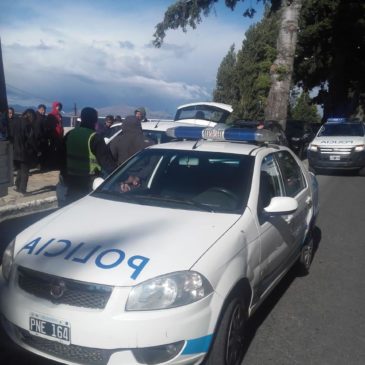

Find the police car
[[1, 127, 319, 365], [308, 118, 365, 173]]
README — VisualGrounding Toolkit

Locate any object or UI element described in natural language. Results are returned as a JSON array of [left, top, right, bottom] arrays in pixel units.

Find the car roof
[[146, 138, 282, 156], [177, 102, 233, 113]]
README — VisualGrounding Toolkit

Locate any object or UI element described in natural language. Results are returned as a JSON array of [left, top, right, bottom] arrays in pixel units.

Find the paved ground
[[0, 169, 59, 223]]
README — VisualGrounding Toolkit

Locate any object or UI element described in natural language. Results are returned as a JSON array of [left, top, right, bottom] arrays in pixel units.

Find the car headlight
[[308, 144, 318, 152], [2, 239, 15, 282], [126, 271, 213, 311], [355, 144, 365, 152]]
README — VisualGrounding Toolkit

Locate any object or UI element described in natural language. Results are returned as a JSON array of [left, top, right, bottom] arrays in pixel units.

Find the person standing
[[101, 115, 115, 138], [61, 107, 117, 204], [46, 101, 64, 169], [12, 109, 38, 194], [134, 107, 148, 123], [35, 104, 48, 170], [6, 107, 16, 141], [109, 115, 152, 166]]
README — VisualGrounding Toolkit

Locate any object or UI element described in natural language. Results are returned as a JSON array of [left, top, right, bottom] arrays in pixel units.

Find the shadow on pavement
[[242, 225, 322, 357]]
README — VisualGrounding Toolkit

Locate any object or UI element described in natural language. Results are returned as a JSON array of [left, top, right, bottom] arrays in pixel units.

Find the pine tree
[[290, 91, 320, 123], [213, 45, 239, 105]]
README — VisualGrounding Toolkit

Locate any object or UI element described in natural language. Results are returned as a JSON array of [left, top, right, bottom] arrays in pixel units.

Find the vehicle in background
[[104, 120, 215, 145], [310, 122, 322, 136], [233, 119, 289, 146], [308, 118, 365, 174], [285, 120, 316, 160], [174, 102, 233, 127]]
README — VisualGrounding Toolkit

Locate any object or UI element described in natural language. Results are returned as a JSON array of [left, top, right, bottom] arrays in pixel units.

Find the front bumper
[[308, 150, 365, 170], [0, 267, 220, 365]]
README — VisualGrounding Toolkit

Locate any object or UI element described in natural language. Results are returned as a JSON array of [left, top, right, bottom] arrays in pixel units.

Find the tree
[[264, 0, 303, 128], [213, 44, 239, 105], [153, 0, 303, 129], [294, 0, 365, 121], [290, 91, 321, 123], [230, 8, 279, 120]]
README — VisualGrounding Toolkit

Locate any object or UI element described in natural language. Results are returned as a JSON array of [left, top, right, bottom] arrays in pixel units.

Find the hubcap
[[303, 240, 313, 269], [226, 303, 245, 365]]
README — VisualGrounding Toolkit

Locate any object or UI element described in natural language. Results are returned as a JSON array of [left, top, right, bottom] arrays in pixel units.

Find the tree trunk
[[264, 0, 303, 130]]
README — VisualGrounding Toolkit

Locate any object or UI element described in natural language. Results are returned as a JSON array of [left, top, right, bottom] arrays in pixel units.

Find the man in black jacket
[[109, 115, 152, 166], [60, 107, 117, 205]]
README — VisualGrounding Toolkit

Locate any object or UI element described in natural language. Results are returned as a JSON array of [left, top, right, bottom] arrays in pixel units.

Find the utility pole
[[0, 38, 13, 197]]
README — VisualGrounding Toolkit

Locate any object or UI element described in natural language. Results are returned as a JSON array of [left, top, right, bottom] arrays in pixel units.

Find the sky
[[0, 0, 263, 117]]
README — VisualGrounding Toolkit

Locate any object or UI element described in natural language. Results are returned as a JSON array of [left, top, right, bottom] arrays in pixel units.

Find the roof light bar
[[166, 126, 278, 143], [327, 117, 347, 123]]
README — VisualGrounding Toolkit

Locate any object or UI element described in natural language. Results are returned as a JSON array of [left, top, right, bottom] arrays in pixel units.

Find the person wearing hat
[[134, 106, 148, 123]]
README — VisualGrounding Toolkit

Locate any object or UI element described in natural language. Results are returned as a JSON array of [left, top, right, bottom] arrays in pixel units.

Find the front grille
[[319, 146, 352, 154], [18, 266, 112, 309], [17, 326, 114, 365]]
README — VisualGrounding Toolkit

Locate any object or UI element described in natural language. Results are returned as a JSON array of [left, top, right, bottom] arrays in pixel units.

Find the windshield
[[318, 123, 364, 137], [93, 148, 254, 213], [174, 105, 231, 124]]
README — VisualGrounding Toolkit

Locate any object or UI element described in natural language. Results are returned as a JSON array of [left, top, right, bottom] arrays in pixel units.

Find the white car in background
[[174, 102, 233, 127], [104, 120, 218, 146]]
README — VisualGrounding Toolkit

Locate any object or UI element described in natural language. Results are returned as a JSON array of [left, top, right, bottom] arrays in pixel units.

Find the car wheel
[[297, 234, 314, 275], [203, 297, 246, 365]]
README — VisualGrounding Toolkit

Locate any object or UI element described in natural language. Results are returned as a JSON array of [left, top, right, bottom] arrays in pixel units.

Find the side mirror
[[264, 196, 298, 215], [92, 177, 104, 191]]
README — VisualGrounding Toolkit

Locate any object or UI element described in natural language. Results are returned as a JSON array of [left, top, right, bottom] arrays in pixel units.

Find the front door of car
[[256, 153, 292, 296], [274, 150, 311, 250]]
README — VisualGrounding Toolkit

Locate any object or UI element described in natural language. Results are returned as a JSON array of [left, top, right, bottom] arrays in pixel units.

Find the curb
[[0, 196, 58, 223]]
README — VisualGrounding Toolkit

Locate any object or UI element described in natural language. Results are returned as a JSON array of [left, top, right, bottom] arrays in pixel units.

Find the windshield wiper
[[154, 195, 215, 212]]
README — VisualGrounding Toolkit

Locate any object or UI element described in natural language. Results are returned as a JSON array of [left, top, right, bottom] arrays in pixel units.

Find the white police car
[[308, 118, 365, 173], [1, 127, 319, 365]]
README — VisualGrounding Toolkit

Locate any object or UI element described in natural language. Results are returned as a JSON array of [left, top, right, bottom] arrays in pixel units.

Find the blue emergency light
[[326, 117, 347, 123], [166, 126, 277, 143]]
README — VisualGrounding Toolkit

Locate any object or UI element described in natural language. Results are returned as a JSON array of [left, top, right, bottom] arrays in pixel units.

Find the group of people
[[59, 105, 152, 205], [1, 102, 64, 194], [1, 103, 151, 200]]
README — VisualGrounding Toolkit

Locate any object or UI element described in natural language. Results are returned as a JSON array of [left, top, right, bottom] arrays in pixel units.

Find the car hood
[[315, 136, 364, 146], [14, 196, 240, 286]]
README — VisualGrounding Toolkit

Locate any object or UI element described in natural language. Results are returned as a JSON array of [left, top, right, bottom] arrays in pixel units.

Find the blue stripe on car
[[182, 334, 213, 354]]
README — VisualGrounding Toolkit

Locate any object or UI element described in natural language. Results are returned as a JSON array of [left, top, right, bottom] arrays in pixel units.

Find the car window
[[175, 105, 230, 123], [275, 151, 306, 197], [143, 130, 174, 144], [93, 149, 254, 213], [318, 123, 364, 137], [258, 154, 284, 214]]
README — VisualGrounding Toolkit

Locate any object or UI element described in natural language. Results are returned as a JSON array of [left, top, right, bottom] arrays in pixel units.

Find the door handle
[[305, 197, 312, 208], [284, 215, 293, 225]]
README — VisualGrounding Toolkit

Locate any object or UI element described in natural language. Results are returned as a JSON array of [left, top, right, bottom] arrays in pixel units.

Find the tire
[[203, 297, 246, 365], [297, 234, 314, 275]]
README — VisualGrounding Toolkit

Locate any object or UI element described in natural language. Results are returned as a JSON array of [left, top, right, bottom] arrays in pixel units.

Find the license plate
[[29, 313, 70, 345], [329, 155, 340, 161]]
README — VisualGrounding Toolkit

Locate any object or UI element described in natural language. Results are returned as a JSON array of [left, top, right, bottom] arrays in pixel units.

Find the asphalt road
[[0, 171, 364, 365]]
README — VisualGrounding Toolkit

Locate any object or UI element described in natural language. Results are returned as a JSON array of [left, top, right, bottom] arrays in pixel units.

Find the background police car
[[1, 127, 319, 365], [308, 119, 365, 174]]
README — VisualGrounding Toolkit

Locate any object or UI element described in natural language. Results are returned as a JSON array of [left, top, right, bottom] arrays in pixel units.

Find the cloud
[[119, 41, 134, 50], [1, 0, 262, 115]]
